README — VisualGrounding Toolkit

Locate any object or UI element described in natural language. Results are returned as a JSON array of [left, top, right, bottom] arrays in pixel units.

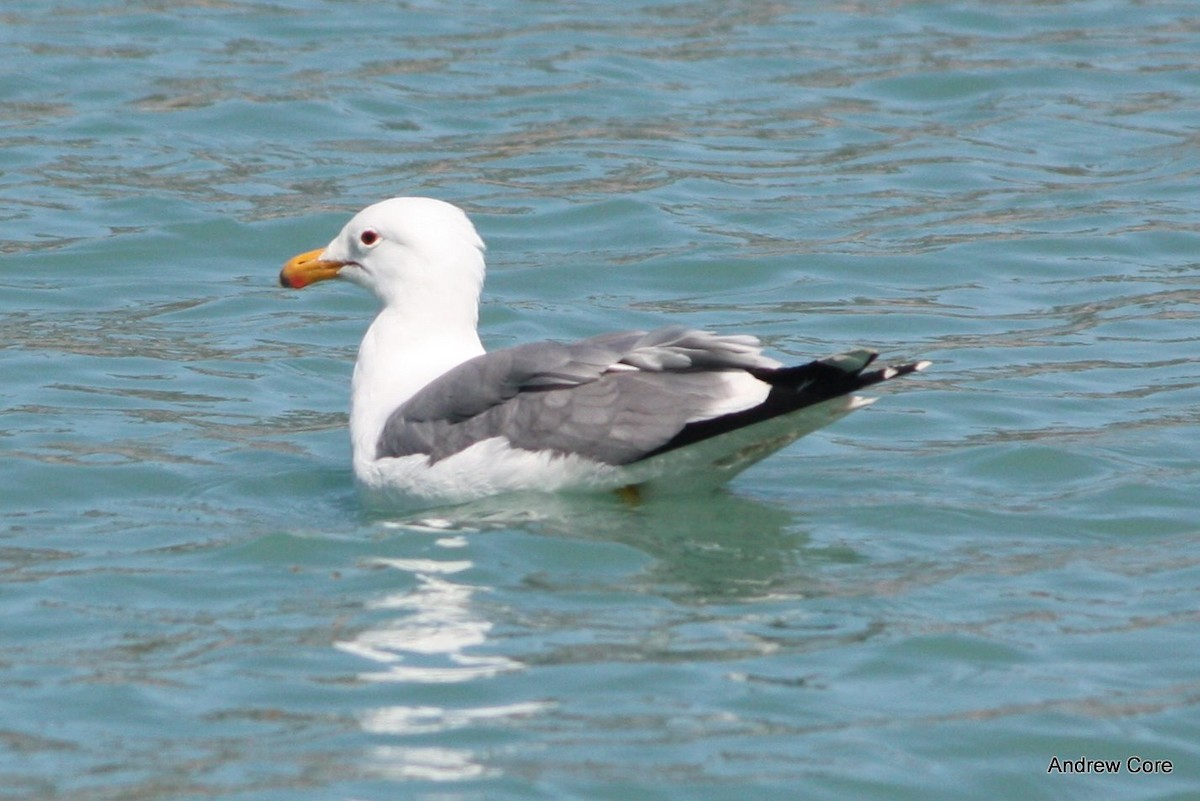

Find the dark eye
[[359, 230, 380, 246]]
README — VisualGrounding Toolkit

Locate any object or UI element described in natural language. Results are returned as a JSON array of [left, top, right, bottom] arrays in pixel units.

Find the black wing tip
[[860, 358, 932, 386], [752, 353, 930, 389]]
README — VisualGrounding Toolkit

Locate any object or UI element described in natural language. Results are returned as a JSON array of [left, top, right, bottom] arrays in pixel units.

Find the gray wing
[[377, 326, 778, 465]]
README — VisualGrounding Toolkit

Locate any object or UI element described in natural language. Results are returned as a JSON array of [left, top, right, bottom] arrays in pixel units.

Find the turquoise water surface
[[4, 2, 1200, 799]]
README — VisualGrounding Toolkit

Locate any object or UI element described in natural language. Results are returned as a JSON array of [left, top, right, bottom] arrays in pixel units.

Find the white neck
[[349, 298, 484, 468]]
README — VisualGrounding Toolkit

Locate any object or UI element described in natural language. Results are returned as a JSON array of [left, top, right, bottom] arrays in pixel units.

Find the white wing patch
[[683, 370, 771, 423]]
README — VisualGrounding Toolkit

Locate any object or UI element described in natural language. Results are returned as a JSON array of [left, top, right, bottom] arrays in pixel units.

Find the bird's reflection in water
[[335, 551, 522, 684], [342, 488, 845, 680], [344, 487, 860, 781], [369, 486, 857, 602]]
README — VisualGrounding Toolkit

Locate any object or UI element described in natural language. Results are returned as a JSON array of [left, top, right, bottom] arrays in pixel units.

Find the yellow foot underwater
[[615, 484, 643, 506]]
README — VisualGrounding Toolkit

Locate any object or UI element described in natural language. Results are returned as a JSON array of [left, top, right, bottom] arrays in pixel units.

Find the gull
[[280, 197, 927, 504]]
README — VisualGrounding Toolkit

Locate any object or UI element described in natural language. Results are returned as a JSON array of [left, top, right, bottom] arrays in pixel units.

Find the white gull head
[[314, 196, 485, 310]]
